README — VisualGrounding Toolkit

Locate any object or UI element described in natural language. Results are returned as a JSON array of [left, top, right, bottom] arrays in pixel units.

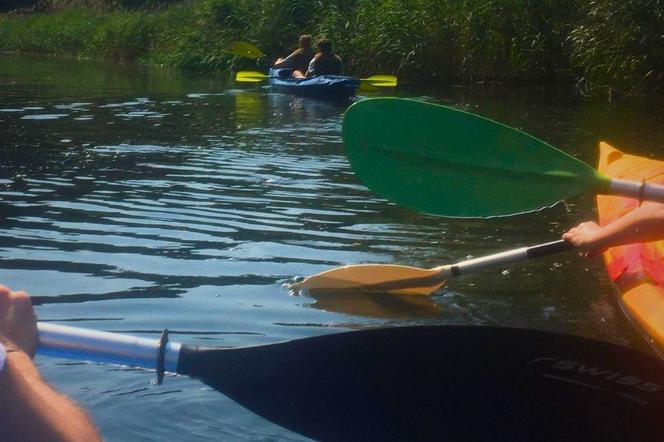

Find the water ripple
[[3, 58, 653, 440]]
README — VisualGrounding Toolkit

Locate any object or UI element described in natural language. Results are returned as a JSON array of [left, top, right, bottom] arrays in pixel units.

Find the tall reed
[[0, 0, 662, 95]]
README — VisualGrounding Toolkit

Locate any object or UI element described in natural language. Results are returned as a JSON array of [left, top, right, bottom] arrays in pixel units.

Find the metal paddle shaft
[[610, 178, 664, 202], [37, 323, 664, 441], [342, 98, 664, 218], [38, 323, 181, 383]]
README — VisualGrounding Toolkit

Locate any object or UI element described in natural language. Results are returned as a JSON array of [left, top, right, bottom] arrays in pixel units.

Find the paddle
[[37, 322, 664, 441], [343, 98, 664, 218], [235, 70, 398, 87], [228, 41, 265, 59], [229, 43, 397, 86], [289, 239, 573, 295]]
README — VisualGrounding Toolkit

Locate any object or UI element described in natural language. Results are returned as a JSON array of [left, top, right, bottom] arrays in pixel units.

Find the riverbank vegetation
[[1, 0, 662, 96]]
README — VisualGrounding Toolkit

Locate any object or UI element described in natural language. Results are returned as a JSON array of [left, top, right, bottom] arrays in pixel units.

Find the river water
[[1, 54, 663, 440]]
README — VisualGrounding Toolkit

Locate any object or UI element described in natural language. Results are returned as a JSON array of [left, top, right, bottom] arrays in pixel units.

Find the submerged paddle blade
[[230, 42, 265, 59], [235, 71, 269, 83], [343, 98, 609, 218], [177, 325, 664, 442], [289, 264, 444, 295]]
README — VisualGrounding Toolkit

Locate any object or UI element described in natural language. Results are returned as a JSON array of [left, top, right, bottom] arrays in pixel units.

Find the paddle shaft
[[37, 323, 181, 375], [610, 178, 664, 203], [436, 239, 573, 279]]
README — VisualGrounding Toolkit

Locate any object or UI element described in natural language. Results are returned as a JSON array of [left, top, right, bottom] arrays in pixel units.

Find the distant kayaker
[[273, 34, 314, 79], [563, 202, 664, 257], [305, 37, 342, 77], [0, 285, 101, 441]]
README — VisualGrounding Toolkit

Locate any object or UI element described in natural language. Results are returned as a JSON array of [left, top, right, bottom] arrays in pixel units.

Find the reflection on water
[[302, 290, 444, 320], [1, 54, 663, 441]]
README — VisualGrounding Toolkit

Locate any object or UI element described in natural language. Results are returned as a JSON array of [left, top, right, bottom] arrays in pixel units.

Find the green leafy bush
[[570, 0, 664, 95]]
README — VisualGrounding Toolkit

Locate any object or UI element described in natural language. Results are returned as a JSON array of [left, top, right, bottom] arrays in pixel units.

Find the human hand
[[0, 285, 37, 358], [562, 221, 604, 258]]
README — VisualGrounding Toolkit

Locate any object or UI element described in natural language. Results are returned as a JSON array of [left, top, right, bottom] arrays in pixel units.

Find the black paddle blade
[[177, 326, 664, 441]]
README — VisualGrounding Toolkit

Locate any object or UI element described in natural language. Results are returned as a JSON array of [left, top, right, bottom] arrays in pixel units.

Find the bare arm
[[563, 202, 664, 257], [0, 286, 102, 442], [273, 50, 297, 68]]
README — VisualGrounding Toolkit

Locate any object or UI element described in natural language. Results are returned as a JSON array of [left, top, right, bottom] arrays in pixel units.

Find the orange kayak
[[598, 142, 664, 358]]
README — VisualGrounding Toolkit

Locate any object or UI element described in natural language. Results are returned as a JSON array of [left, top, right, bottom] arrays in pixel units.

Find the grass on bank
[[0, 0, 662, 96]]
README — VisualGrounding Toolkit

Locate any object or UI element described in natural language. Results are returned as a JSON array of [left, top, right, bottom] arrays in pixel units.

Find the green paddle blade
[[230, 42, 265, 59], [236, 71, 269, 82], [343, 98, 610, 218]]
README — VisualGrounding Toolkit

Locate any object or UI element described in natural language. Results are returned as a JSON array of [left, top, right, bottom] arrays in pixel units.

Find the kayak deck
[[598, 141, 664, 357], [269, 68, 359, 100]]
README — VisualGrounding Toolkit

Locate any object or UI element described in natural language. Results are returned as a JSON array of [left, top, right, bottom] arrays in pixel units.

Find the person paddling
[[273, 34, 314, 79], [563, 202, 664, 257], [305, 37, 342, 77], [0, 285, 101, 441]]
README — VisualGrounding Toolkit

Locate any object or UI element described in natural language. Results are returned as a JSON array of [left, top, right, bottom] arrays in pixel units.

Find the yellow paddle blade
[[229, 42, 265, 59], [360, 75, 397, 87], [358, 82, 377, 92], [289, 264, 444, 296], [236, 71, 269, 83]]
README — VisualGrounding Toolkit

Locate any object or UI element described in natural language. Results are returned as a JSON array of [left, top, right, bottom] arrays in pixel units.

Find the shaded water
[[1, 54, 663, 440]]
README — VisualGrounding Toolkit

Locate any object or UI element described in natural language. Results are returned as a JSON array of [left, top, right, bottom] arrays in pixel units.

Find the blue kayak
[[269, 68, 360, 100]]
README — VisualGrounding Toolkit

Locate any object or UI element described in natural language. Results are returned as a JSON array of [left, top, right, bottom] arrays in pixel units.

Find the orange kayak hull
[[598, 142, 664, 357]]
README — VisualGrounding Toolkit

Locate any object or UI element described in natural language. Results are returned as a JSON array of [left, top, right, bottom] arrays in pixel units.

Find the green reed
[[0, 0, 662, 95]]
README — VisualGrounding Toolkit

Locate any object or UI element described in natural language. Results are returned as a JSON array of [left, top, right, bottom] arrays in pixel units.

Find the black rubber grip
[[526, 240, 574, 259]]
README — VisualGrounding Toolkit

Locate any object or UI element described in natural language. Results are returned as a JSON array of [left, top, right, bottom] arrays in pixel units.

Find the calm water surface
[[1, 54, 664, 441]]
